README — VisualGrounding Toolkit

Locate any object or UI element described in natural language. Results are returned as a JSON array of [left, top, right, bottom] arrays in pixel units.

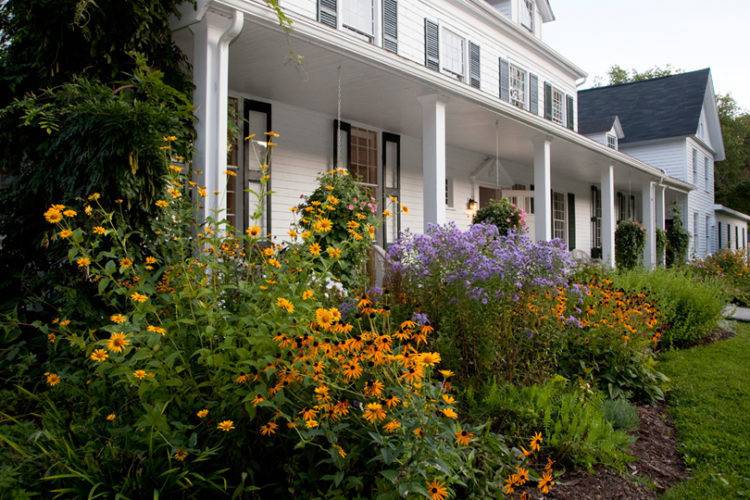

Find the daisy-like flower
[[196, 408, 209, 418], [441, 394, 456, 405], [326, 246, 342, 259], [110, 314, 127, 324], [455, 429, 474, 446], [335, 444, 347, 458], [58, 229, 73, 239], [145, 256, 157, 265], [383, 419, 401, 433], [342, 361, 362, 381], [93, 226, 107, 235], [106, 332, 129, 353], [106, 412, 116, 422], [312, 218, 333, 233], [441, 407, 458, 420], [308, 242, 322, 256], [426, 480, 448, 500], [147, 325, 167, 335], [62, 209, 77, 218], [537, 471, 554, 494], [119, 257, 133, 268], [155, 199, 169, 208], [217, 420, 235, 432], [251, 394, 265, 406], [88, 192, 101, 201], [44, 206, 63, 224], [259, 421, 279, 436], [530, 431, 543, 452], [276, 297, 295, 313], [385, 395, 401, 408], [133, 369, 152, 380], [305, 419, 319, 428], [76, 257, 91, 268], [362, 403, 386, 423], [246, 225, 262, 238], [439, 369, 455, 379], [130, 292, 148, 303], [174, 449, 188, 462], [44, 372, 61, 386], [89, 349, 109, 362], [302, 289, 314, 300]]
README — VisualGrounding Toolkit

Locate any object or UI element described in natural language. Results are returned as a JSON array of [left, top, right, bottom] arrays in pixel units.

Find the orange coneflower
[[363, 403, 387, 423], [455, 429, 474, 446], [426, 480, 448, 500]]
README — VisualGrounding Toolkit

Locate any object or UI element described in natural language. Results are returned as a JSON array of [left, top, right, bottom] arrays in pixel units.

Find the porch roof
[[174, 1, 693, 192]]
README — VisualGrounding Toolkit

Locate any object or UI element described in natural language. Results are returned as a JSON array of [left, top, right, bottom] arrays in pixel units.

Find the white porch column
[[418, 94, 447, 231], [601, 165, 616, 268], [533, 138, 552, 242], [642, 181, 656, 269], [190, 10, 244, 224], [655, 185, 666, 266]]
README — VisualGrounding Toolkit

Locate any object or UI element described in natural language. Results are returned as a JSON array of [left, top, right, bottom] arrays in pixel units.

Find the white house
[[171, 0, 693, 268], [714, 204, 749, 253], [579, 70, 734, 260]]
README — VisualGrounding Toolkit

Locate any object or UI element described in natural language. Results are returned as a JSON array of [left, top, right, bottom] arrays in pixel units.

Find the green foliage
[[656, 228, 667, 266], [295, 168, 380, 288], [690, 249, 750, 306], [601, 398, 639, 432], [714, 94, 750, 215], [615, 268, 728, 348], [472, 198, 526, 236], [615, 219, 645, 270], [472, 378, 633, 470], [604, 64, 680, 86], [666, 205, 690, 267], [660, 325, 750, 499]]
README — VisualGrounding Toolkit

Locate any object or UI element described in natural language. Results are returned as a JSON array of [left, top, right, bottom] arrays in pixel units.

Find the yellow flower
[[441, 407, 458, 420], [224, 169, 237, 177], [442, 394, 456, 405], [197, 409, 209, 419], [130, 292, 148, 303], [93, 226, 107, 235], [308, 243, 321, 256], [383, 419, 401, 433], [401, 205, 410, 214], [63, 209, 77, 218], [326, 246, 342, 259], [276, 297, 295, 313], [363, 403, 387, 423], [106, 332, 129, 353], [147, 325, 167, 335], [420, 352, 441, 366], [58, 229, 73, 239], [145, 256, 157, 265], [335, 444, 347, 458], [84, 205, 93, 216], [426, 480, 448, 500], [288, 229, 298, 239], [44, 372, 61, 387], [530, 431, 543, 452], [439, 369, 455, 379], [119, 257, 133, 268], [302, 289, 314, 300], [133, 369, 151, 380], [168, 188, 182, 199], [366, 225, 376, 239], [198, 186, 207, 197], [455, 429, 474, 446], [382, 209, 392, 217], [260, 421, 279, 436], [246, 225, 262, 237], [174, 449, 188, 462], [90, 349, 109, 362], [305, 419, 319, 428], [106, 412, 117, 422], [217, 420, 235, 432], [267, 258, 281, 268], [163, 135, 177, 142], [155, 200, 169, 208], [44, 207, 62, 224], [251, 394, 265, 406], [312, 218, 333, 233], [88, 192, 101, 201], [168, 164, 182, 173], [265, 130, 280, 138], [76, 257, 91, 268], [110, 314, 127, 324]]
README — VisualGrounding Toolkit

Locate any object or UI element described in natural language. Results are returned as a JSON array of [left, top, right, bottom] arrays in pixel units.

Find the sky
[[544, 0, 750, 111]]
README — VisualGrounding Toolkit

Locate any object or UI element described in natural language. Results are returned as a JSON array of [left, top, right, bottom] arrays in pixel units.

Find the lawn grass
[[660, 323, 750, 499]]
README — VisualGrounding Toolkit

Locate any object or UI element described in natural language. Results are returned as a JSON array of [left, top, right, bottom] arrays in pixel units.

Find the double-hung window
[[509, 64, 526, 110], [551, 87, 564, 125], [705, 215, 711, 251], [441, 28, 465, 80], [342, 0, 374, 41], [552, 191, 567, 242], [520, 0, 535, 33], [704, 156, 710, 190], [692, 149, 698, 185]]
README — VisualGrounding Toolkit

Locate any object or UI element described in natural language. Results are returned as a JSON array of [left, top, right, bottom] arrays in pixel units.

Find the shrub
[[656, 228, 667, 266], [601, 398, 640, 432], [690, 249, 750, 306], [615, 219, 645, 270], [473, 378, 632, 470], [388, 223, 575, 384], [666, 205, 690, 267], [472, 198, 526, 236], [615, 268, 727, 348], [1, 147, 556, 497]]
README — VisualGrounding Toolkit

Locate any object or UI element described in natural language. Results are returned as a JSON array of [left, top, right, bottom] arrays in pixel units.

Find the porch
[[172, 2, 692, 267]]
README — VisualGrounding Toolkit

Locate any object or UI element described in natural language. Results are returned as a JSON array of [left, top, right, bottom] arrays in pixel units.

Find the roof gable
[[578, 69, 711, 145]]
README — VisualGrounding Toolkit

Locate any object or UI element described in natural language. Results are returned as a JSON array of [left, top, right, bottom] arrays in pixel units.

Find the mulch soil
[[550, 403, 688, 499]]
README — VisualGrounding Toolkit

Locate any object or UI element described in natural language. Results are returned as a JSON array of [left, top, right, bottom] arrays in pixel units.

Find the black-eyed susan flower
[[426, 480, 448, 500], [217, 420, 235, 432], [246, 225, 262, 237], [174, 449, 188, 461], [383, 419, 401, 433], [455, 429, 474, 446], [362, 403, 386, 423], [530, 431, 543, 452], [259, 421, 279, 436], [441, 407, 458, 420]]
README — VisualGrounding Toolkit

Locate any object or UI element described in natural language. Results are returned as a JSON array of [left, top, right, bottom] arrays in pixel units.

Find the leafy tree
[[601, 64, 681, 86], [714, 94, 750, 214]]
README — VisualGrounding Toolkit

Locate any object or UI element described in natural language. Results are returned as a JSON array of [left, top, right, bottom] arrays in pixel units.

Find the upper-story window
[[342, 0, 375, 41], [520, 0, 535, 33], [509, 64, 526, 109], [441, 28, 465, 81], [551, 86, 564, 125], [704, 156, 710, 189], [606, 133, 618, 150], [692, 148, 698, 184]]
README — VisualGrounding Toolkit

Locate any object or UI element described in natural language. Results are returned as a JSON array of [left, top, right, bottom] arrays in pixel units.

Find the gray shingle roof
[[578, 69, 710, 144]]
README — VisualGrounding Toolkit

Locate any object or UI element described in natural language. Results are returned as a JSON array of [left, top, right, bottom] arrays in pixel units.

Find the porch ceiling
[[174, 7, 670, 190]]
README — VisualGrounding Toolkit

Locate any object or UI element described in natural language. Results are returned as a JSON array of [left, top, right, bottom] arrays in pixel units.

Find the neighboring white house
[[171, 0, 693, 268], [578, 70, 741, 260], [714, 204, 749, 253]]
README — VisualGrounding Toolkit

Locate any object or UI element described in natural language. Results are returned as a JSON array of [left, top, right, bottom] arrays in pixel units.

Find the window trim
[[509, 63, 527, 110], [550, 85, 565, 126], [440, 26, 466, 81]]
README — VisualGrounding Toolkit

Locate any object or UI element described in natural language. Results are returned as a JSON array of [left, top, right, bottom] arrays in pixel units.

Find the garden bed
[[552, 404, 686, 499]]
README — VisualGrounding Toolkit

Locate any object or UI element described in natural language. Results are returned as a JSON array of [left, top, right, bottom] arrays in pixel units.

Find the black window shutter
[[469, 42, 481, 89], [566, 94, 575, 130], [499, 58, 509, 102], [318, 0, 337, 28], [718, 221, 722, 248], [424, 19, 439, 71], [567, 193, 576, 250], [543, 82, 552, 120], [383, 0, 398, 53], [528, 73, 539, 114]]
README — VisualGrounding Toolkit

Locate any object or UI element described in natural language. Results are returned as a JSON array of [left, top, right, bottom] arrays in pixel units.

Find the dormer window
[[606, 133, 618, 150], [509, 64, 527, 110], [521, 0, 535, 33]]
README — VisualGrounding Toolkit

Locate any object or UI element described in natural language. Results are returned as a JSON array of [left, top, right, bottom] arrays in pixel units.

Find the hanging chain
[[495, 120, 500, 188], [336, 65, 342, 168]]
